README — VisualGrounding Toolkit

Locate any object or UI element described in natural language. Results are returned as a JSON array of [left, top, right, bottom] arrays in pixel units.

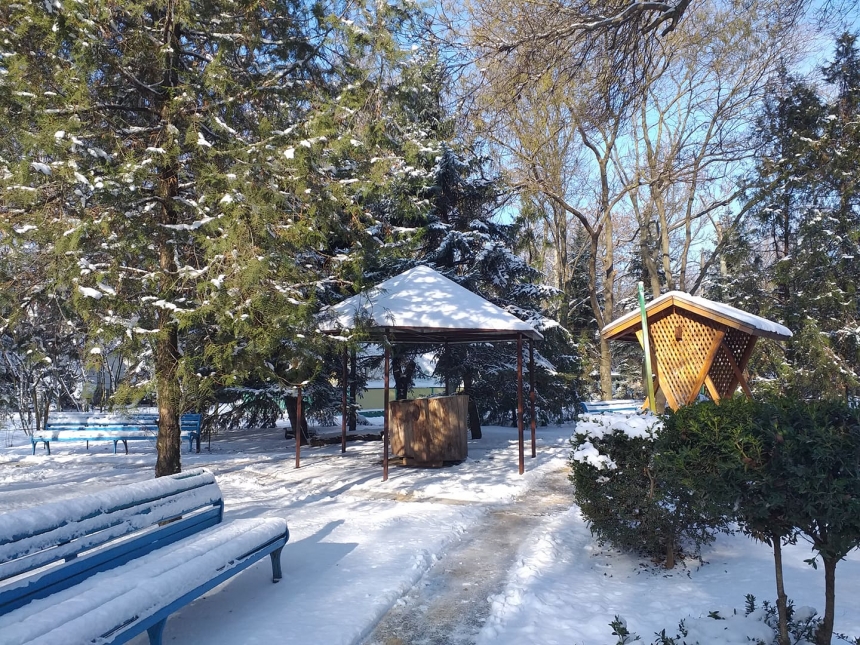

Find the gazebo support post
[[295, 384, 302, 469], [517, 333, 524, 475], [341, 347, 348, 454], [529, 341, 536, 459], [349, 348, 357, 432], [383, 341, 390, 481]]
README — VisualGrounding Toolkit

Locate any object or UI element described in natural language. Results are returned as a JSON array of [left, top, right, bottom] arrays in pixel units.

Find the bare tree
[[468, 0, 815, 399]]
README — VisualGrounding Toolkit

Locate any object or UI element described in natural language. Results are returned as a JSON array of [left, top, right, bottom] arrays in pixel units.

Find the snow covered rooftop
[[319, 266, 543, 343], [602, 290, 793, 342]]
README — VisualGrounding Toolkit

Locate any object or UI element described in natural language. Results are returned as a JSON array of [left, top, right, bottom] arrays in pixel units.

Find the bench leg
[[113, 440, 118, 454], [146, 618, 167, 645], [123, 439, 128, 454], [270, 547, 284, 582], [46, 442, 50, 456]]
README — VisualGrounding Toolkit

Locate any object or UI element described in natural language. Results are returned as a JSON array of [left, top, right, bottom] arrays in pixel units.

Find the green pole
[[638, 282, 656, 413]]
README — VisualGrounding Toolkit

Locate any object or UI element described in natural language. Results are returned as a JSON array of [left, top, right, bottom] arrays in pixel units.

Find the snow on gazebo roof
[[602, 290, 792, 342], [319, 265, 543, 343]]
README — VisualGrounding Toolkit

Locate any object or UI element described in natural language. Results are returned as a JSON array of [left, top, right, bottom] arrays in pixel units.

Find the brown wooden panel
[[650, 311, 721, 409], [389, 396, 468, 463], [388, 400, 413, 458]]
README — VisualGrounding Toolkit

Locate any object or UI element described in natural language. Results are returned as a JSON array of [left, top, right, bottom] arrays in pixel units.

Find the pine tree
[[0, 0, 425, 472], [741, 35, 860, 399]]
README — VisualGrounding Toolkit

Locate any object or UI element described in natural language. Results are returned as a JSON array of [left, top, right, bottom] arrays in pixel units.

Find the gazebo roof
[[602, 291, 792, 343], [319, 265, 543, 343]]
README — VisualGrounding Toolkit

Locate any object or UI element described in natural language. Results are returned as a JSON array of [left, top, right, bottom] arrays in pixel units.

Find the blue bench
[[0, 468, 289, 645], [579, 399, 643, 414], [32, 413, 202, 455]]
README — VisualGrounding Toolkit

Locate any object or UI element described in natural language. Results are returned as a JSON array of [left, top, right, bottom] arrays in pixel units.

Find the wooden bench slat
[[0, 518, 288, 645], [0, 469, 216, 551], [0, 469, 288, 645], [0, 504, 223, 615]]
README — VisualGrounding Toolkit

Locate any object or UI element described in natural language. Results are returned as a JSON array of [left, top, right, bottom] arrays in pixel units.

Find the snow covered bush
[[569, 414, 729, 568], [607, 595, 855, 645]]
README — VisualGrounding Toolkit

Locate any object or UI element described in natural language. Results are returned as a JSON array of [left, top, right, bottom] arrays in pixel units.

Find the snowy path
[[362, 467, 573, 645]]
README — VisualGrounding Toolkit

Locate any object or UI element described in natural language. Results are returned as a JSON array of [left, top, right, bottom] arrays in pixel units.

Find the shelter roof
[[319, 265, 543, 343], [602, 290, 793, 342]]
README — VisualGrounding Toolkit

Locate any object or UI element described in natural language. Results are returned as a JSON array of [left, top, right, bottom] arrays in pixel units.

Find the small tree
[[660, 396, 860, 645]]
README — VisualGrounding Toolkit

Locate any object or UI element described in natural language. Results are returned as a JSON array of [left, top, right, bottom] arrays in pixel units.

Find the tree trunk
[[463, 372, 482, 439], [772, 537, 790, 645], [155, 325, 181, 477], [285, 395, 310, 445], [600, 335, 613, 400], [816, 556, 837, 645], [392, 353, 416, 400], [154, 3, 183, 478]]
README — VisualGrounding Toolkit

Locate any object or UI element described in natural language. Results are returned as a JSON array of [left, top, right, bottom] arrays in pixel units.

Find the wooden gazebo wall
[[640, 309, 757, 410]]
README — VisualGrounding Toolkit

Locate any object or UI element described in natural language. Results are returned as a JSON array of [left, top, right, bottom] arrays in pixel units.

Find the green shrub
[[659, 395, 860, 645], [569, 416, 729, 568]]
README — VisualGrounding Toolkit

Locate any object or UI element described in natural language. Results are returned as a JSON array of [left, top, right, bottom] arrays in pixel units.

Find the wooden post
[[529, 340, 536, 459], [517, 334, 524, 475], [383, 341, 390, 481], [295, 384, 302, 469], [341, 347, 348, 454], [349, 348, 357, 432]]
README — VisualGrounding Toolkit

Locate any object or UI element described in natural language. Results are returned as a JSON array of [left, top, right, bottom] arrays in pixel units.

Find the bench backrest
[[0, 469, 223, 615], [579, 400, 641, 413], [46, 413, 198, 430]]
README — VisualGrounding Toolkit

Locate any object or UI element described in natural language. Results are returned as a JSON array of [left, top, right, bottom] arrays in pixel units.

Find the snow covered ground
[[1, 413, 859, 644]]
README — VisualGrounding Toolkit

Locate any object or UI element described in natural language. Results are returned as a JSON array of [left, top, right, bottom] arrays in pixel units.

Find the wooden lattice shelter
[[601, 291, 792, 411]]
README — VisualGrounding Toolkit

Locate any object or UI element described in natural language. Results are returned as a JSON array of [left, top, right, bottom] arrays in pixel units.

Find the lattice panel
[[708, 328, 753, 398], [649, 311, 719, 409]]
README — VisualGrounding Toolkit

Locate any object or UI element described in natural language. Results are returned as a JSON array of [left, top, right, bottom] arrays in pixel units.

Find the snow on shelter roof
[[602, 290, 793, 342], [319, 266, 543, 343]]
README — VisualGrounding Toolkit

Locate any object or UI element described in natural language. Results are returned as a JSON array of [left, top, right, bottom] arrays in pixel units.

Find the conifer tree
[[0, 0, 424, 473], [738, 35, 860, 399]]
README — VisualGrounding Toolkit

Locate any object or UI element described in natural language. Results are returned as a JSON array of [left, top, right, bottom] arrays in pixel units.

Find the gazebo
[[319, 265, 543, 480], [601, 291, 792, 410]]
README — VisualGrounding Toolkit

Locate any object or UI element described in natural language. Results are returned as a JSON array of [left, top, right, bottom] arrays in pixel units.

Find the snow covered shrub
[[569, 414, 729, 568], [608, 595, 851, 645]]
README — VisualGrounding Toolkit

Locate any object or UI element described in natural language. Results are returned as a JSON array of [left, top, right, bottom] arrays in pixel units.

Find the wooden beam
[[341, 347, 348, 454], [517, 334, 524, 475], [295, 385, 302, 469], [529, 341, 536, 459], [722, 338, 754, 398], [637, 329, 676, 411], [383, 343, 390, 481], [726, 336, 758, 398], [704, 375, 721, 403], [686, 329, 726, 406]]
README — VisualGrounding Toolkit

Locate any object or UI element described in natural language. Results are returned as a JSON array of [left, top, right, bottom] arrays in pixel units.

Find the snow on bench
[[31, 413, 202, 455], [0, 468, 289, 645], [579, 399, 643, 414]]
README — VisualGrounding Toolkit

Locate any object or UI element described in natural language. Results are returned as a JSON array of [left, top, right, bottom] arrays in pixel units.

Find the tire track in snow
[[361, 467, 573, 645]]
